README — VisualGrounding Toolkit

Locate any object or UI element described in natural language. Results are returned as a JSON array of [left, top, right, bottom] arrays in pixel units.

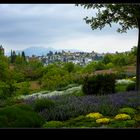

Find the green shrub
[[82, 74, 116, 95], [108, 120, 136, 128], [43, 121, 64, 128], [116, 72, 136, 79], [115, 83, 127, 92], [0, 81, 16, 99], [63, 115, 100, 128], [134, 114, 140, 122], [114, 114, 131, 120], [97, 103, 118, 116], [119, 107, 137, 116], [34, 98, 55, 112], [126, 82, 136, 91], [116, 72, 127, 79], [0, 104, 45, 128], [15, 82, 30, 95], [0, 81, 10, 99]]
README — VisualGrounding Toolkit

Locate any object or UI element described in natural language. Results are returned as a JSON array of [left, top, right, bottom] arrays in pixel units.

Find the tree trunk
[[136, 19, 140, 93]]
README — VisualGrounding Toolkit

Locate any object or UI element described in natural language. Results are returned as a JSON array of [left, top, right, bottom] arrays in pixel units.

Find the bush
[[0, 81, 17, 99], [0, 81, 10, 99], [116, 72, 136, 79], [34, 98, 55, 112], [96, 118, 110, 124], [108, 120, 136, 128], [43, 121, 64, 128], [0, 104, 45, 128], [86, 112, 103, 119], [15, 82, 30, 95], [119, 107, 137, 116], [115, 79, 135, 92], [126, 82, 136, 91], [63, 115, 100, 128], [114, 114, 131, 120], [82, 74, 116, 95]]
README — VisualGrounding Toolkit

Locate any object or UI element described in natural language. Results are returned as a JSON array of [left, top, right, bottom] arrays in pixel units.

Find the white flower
[[116, 79, 135, 84]]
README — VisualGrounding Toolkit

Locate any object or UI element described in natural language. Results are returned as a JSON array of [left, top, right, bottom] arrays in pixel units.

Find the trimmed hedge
[[82, 74, 116, 95]]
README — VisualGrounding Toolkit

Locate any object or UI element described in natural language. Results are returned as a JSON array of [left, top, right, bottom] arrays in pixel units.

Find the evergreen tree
[[22, 51, 26, 61], [11, 50, 17, 63]]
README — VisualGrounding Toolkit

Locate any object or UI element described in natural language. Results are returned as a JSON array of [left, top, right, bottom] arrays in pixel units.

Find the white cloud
[[0, 4, 138, 54], [50, 32, 138, 53]]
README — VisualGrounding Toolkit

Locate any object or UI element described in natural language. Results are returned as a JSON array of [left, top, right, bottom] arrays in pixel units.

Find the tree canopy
[[76, 4, 140, 32], [76, 3, 140, 91]]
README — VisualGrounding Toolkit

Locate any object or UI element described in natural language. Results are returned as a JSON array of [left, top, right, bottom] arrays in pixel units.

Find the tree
[[22, 51, 26, 61], [76, 4, 140, 92], [11, 50, 17, 63], [64, 62, 75, 73]]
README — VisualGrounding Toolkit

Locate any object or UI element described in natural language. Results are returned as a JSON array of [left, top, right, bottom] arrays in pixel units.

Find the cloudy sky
[[0, 4, 138, 54]]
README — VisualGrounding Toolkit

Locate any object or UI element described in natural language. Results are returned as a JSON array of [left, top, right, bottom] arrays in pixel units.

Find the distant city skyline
[[0, 4, 138, 54]]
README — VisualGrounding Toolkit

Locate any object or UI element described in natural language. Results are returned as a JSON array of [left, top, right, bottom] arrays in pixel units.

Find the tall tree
[[11, 50, 17, 63], [10, 50, 13, 63], [76, 4, 140, 92], [21, 51, 26, 61]]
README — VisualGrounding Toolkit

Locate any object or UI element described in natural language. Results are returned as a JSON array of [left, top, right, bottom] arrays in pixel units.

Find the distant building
[[0, 45, 4, 55]]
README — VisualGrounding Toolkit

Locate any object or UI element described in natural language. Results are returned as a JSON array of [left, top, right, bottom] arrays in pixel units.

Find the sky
[[0, 4, 138, 54]]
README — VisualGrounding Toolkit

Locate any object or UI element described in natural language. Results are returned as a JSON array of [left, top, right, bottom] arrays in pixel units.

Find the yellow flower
[[96, 118, 110, 124], [86, 112, 103, 119], [114, 114, 131, 120]]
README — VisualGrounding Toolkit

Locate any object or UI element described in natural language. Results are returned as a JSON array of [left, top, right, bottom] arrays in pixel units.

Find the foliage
[[0, 56, 10, 81], [76, 3, 140, 91], [0, 81, 17, 99], [82, 73, 116, 95], [41, 63, 77, 90], [23, 60, 43, 80], [23, 91, 140, 121], [56, 83, 80, 91], [77, 4, 139, 32], [33, 98, 55, 112], [118, 107, 137, 116], [11, 70, 25, 82], [134, 114, 140, 122], [96, 118, 110, 124], [82, 61, 106, 73], [43, 121, 64, 128], [108, 120, 136, 128], [115, 79, 136, 92], [66, 116, 96, 128], [64, 115, 100, 128], [63, 62, 75, 73], [0, 104, 45, 128], [15, 82, 30, 95], [114, 114, 131, 120], [126, 82, 136, 91], [0, 81, 10, 99], [86, 112, 103, 119]]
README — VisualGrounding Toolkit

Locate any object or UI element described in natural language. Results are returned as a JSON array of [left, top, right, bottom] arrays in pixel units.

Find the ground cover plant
[[23, 91, 140, 125], [0, 104, 45, 128]]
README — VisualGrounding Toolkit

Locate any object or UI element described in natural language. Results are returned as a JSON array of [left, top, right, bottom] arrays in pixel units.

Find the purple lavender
[[23, 91, 140, 121]]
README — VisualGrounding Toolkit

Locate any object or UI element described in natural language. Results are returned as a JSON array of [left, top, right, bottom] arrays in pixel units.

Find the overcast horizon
[[0, 4, 138, 54]]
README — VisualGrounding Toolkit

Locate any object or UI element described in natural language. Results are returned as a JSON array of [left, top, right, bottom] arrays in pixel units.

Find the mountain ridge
[[6, 46, 82, 56]]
